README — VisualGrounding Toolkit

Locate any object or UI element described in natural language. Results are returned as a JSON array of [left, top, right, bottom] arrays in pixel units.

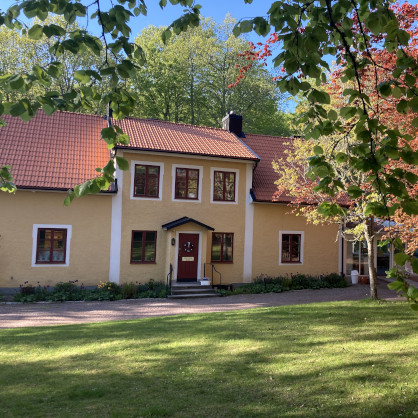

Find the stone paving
[[0, 281, 402, 329]]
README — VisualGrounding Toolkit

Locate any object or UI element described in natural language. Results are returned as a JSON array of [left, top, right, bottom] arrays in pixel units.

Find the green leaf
[[402, 199, 418, 215], [28, 24, 44, 40], [115, 156, 129, 171], [405, 172, 418, 185], [328, 110, 338, 121], [347, 185, 362, 198], [387, 280, 404, 291], [378, 82, 391, 97], [411, 258, 418, 274], [407, 285, 418, 300], [340, 107, 357, 119], [394, 253, 409, 266], [335, 152, 348, 164], [396, 100, 408, 114], [74, 70, 91, 84], [313, 145, 323, 155]]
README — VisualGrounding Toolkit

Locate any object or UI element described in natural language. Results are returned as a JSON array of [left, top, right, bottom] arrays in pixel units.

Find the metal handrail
[[166, 263, 173, 297], [203, 263, 222, 287]]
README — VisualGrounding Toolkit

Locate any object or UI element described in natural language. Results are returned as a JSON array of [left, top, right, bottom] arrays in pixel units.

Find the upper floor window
[[211, 232, 234, 263], [213, 171, 236, 201], [280, 232, 303, 264], [130, 161, 164, 201], [175, 167, 199, 200], [134, 164, 160, 198], [131, 231, 157, 264]]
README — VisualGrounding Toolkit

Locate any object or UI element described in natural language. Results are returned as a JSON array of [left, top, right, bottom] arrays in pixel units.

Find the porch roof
[[162, 217, 215, 231]]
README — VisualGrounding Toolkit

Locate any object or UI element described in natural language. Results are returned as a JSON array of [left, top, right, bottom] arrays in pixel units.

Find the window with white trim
[[32, 224, 72, 267], [130, 160, 164, 200], [279, 231, 304, 265], [172, 164, 203, 202]]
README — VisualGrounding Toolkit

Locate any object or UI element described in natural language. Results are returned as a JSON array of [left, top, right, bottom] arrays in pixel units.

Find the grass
[[0, 300, 417, 417]]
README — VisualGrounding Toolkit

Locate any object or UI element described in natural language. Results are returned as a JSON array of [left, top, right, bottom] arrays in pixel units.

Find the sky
[[0, 0, 276, 42], [2, 0, 417, 36]]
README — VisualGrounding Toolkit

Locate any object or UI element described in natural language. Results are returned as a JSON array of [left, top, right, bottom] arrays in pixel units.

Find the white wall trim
[[171, 163, 203, 203], [243, 164, 254, 282], [209, 167, 239, 205], [338, 226, 343, 275], [119, 148, 256, 165], [129, 160, 164, 201], [279, 230, 305, 266], [173, 230, 202, 282], [109, 152, 124, 283], [32, 224, 72, 267]]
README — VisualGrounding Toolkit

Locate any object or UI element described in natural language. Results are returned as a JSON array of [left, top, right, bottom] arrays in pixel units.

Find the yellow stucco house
[[0, 110, 348, 291]]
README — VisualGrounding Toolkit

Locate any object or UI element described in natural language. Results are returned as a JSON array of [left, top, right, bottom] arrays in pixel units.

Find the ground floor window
[[280, 233, 302, 263], [32, 224, 72, 267], [131, 231, 157, 263], [211, 233, 233, 262], [36, 228, 67, 264]]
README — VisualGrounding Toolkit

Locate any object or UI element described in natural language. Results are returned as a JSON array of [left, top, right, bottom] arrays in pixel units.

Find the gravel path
[[0, 281, 401, 329]]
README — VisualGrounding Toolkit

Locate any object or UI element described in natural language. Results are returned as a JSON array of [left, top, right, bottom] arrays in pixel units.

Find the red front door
[[177, 233, 199, 281]]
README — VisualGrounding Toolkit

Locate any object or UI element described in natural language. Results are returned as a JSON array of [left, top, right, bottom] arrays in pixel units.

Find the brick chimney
[[222, 111, 243, 137]]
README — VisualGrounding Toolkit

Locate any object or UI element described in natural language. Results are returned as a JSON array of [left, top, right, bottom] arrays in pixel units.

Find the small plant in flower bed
[[90, 281, 122, 301], [217, 273, 347, 296], [48, 281, 85, 302], [121, 282, 138, 299], [137, 279, 167, 298], [13, 282, 51, 302]]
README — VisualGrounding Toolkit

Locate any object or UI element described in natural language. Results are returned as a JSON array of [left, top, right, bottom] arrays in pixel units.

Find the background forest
[[0, 15, 292, 136]]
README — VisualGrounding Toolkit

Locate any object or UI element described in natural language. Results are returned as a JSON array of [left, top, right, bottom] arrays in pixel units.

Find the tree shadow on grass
[[0, 302, 416, 417]]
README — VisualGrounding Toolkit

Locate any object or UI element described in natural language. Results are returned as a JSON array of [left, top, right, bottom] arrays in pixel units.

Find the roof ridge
[[244, 132, 295, 140], [120, 116, 228, 132]]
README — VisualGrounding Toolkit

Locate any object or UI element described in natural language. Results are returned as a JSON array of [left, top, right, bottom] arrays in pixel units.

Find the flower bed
[[217, 273, 347, 296]]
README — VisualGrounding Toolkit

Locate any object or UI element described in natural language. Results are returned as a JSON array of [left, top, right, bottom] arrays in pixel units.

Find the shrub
[[137, 280, 167, 298], [121, 282, 138, 299], [96, 281, 121, 301], [216, 273, 347, 297]]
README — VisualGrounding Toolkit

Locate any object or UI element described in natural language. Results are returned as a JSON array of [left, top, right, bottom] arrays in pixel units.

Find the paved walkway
[[0, 281, 402, 329]]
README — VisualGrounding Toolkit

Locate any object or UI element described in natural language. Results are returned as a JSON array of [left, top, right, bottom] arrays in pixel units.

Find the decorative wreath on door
[[183, 242, 194, 253]]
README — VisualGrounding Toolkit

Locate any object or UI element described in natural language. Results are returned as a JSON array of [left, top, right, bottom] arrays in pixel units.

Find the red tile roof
[[0, 112, 259, 190], [241, 133, 294, 203], [115, 118, 259, 161], [0, 112, 109, 190]]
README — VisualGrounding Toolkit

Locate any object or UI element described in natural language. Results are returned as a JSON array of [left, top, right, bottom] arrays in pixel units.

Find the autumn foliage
[[240, 2, 417, 254]]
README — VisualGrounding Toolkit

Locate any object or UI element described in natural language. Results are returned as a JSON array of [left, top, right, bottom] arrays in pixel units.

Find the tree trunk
[[364, 216, 378, 300], [189, 61, 195, 125]]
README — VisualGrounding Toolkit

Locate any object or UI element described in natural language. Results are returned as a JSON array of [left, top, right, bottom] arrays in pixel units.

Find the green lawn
[[0, 300, 417, 417]]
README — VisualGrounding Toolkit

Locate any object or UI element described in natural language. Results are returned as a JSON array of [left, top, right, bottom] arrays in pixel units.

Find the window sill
[[130, 261, 157, 265]]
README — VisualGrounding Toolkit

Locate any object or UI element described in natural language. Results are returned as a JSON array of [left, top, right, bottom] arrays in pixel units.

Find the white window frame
[[130, 160, 164, 201], [279, 230, 304, 265], [210, 167, 239, 205], [32, 224, 72, 267], [172, 163, 203, 203]]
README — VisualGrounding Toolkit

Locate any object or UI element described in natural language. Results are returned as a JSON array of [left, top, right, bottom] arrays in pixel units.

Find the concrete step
[[171, 285, 212, 290], [168, 293, 220, 299], [172, 290, 217, 296]]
